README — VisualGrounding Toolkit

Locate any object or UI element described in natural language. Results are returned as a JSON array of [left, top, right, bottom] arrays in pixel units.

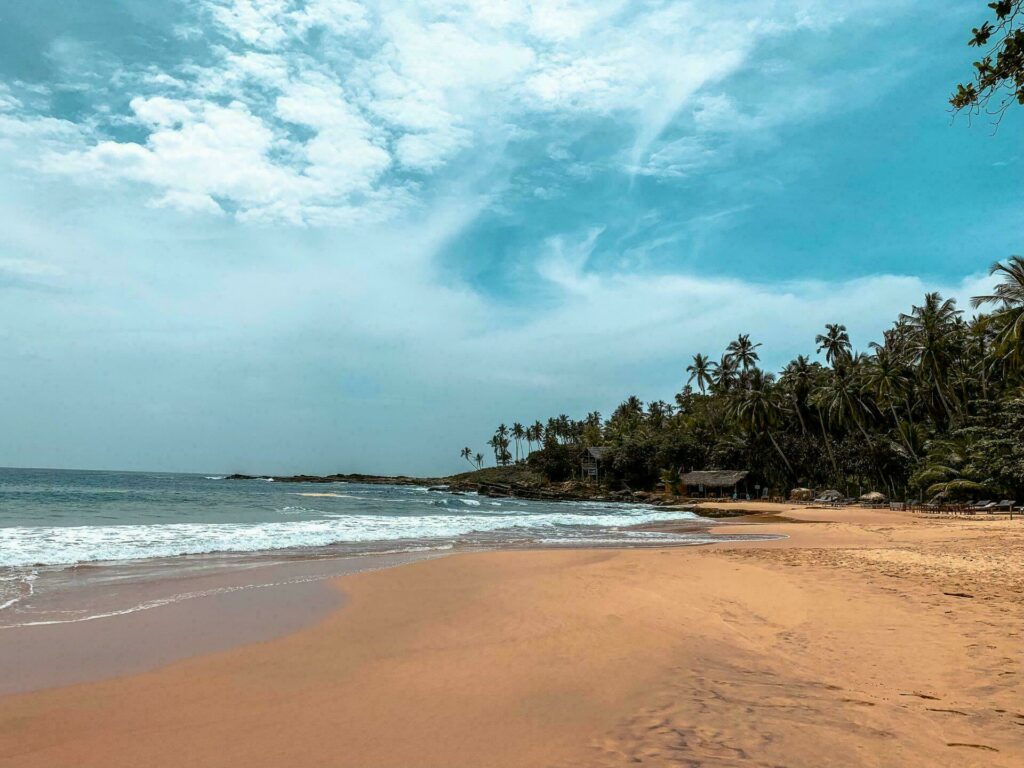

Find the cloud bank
[[0, 0, 1018, 474]]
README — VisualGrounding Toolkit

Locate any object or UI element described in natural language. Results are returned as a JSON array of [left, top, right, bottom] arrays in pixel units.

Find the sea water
[[0, 467, 775, 626]]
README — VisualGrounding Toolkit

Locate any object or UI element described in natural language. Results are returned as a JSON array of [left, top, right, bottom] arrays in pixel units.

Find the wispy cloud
[[1, 0, 902, 224], [0, 0, 1015, 473]]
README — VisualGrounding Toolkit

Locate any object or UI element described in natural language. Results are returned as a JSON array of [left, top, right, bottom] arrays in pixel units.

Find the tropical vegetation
[[461, 257, 1024, 503], [951, 0, 1024, 122]]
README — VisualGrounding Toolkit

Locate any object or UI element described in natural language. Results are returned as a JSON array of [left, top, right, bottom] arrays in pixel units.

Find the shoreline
[[2, 504, 1022, 766], [0, 551, 441, 695], [0, 518, 781, 694]]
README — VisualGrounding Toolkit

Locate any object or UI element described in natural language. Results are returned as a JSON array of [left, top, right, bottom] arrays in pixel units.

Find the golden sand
[[1, 505, 1022, 767]]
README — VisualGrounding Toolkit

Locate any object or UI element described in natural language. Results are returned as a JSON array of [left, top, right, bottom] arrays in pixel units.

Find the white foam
[[0, 553, 450, 629], [0, 570, 37, 611], [293, 492, 358, 499], [0, 507, 699, 568]]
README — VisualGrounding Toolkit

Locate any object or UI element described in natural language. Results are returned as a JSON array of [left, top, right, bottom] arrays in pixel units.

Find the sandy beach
[[1, 504, 1022, 767]]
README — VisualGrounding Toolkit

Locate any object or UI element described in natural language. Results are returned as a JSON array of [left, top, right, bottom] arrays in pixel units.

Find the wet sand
[[0, 551, 437, 695], [1, 505, 1022, 766]]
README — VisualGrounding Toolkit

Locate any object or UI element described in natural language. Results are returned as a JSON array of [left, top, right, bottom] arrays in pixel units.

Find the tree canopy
[[465, 257, 1024, 503], [951, 1, 1024, 121]]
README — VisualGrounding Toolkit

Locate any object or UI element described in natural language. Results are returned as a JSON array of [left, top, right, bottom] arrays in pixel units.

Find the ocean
[[0, 467, 771, 629]]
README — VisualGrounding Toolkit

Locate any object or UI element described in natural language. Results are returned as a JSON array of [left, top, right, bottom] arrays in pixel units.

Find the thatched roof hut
[[860, 491, 887, 502], [818, 489, 842, 501], [679, 470, 749, 497], [679, 470, 748, 488], [790, 487, 813, 501]]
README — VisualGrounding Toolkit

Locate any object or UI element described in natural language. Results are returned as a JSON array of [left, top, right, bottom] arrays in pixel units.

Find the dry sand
[[1, 505, 1022, 767]]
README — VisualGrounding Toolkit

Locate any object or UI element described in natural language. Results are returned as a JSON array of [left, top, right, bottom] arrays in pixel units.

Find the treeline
[[463, 257, 1024, 502]]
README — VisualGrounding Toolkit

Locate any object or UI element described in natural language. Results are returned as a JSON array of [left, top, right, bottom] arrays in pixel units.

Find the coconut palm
[[725, 334, 761, 372], [864, 345, 917, 456], [900, 292, 962, 423], [474, 452, 484, 469], [779, 355, 817, 434], [813, 355, 874, 440], [459, 446, 476, 469], [710, 354, 739, 394], [972, 255, 1024, 373], [728, 369, 794, 478], [490, 427, 513, 466], [511, 423, 525, 462], [686, 353, 713, 394], [815, 323, 852, 367]]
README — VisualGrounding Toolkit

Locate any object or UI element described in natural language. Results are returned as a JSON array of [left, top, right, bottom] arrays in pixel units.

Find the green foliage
[[951, 1, 1024, 120], [525, 435, 576, 481], [469, 257, 1024, 502]]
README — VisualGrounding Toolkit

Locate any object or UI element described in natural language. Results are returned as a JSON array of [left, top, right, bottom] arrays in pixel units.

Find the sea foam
[[0, 506, 697, 568]]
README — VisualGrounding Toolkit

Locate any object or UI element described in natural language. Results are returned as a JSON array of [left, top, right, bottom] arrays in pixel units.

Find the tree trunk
[[817, 410, 840, 483], [767, 429, 795, 480]]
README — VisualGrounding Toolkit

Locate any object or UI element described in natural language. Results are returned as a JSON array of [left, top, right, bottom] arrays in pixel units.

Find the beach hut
[[679, 470, 749, 498], [580, 446, 609, 481], [859, 491, 887, 507], [790, 487, 814, 501]]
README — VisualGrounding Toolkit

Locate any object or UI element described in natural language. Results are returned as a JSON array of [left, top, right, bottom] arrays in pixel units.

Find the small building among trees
[[679, 470, 750, 498], [581, 446, 609, 481]]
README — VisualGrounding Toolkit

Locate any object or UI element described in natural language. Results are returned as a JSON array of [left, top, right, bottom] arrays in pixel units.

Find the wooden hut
[[678, 470, 749, 498], [581, 446, 609, 481]]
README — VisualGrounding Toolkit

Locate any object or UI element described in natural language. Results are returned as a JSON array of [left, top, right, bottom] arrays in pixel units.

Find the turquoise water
[[0, 468, 785, 628], [0, 467, 707, 568]]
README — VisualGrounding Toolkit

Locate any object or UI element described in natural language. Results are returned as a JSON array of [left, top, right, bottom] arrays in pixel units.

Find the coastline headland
[[224, 466, 668, 504]]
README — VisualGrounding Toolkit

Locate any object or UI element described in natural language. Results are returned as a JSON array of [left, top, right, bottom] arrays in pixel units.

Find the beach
[[1, 504, 1022, 767]]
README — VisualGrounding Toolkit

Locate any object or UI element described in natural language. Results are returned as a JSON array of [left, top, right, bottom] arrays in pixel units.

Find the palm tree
[[900, 292, 962, 424], [531, 421, 544, 447], [489, 428, 512, 466], [911, 437, 988, 501], [972, 255, 1024, 373], [779, 355, 816, 434], [815, 323, 852, 367], [459, 447, 476, 469], [728, 369, 794, 478], [725, 334, 761, 372], [511, 423, 525, 462], [474, 452, 484, 469], [810, 359, 876, 486], [710, 354, 739, 394], [813, 354, 874, 441], [864, 345, 917, 457], [686, 353, 713, 394]]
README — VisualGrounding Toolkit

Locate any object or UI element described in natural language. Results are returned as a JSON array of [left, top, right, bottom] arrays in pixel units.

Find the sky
[[0, 0, 1020, 476]]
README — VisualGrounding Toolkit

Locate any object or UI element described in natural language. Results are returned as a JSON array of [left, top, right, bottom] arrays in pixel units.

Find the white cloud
[[130, 96, 194, 127], [209, 0, 293, 48], [291, 0, 369, 35], [0, 85, 22, 112], [6, 0, 909, 223]]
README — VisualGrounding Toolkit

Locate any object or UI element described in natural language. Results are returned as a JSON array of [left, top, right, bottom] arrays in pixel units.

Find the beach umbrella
[[820, 489, 842, 501], [859, 491, 887, 502]]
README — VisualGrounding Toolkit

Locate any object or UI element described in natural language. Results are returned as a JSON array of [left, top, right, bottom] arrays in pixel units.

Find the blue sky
[[0, 0, 1020, 475]]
